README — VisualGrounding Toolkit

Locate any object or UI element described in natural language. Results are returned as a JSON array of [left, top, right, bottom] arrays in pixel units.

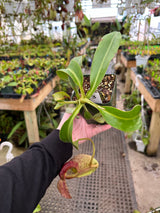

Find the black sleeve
[[0, 129, 72, 213]]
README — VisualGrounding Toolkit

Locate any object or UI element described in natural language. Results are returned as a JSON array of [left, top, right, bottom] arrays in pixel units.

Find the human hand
[[57, 113, 111, 144]]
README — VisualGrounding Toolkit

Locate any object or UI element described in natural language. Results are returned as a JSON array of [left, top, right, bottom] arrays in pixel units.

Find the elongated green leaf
[[26, 87, 34, 94], [39, 130, 47, 138], [72, 56, 82, 67], [56, 69, 68, 80], [59, 104, 83, 145], [87, 32, 121, 98], [7, 121, 24, 139], [98, 105, 142, 132], [91, 22, 100, 31], [19, 132, 27, 145], [52, 91, 70, 101], [57, 59, 84, 92], [82, 14, 91, 27], [54, 102, 67, 110], [8, 82, 18, 86]]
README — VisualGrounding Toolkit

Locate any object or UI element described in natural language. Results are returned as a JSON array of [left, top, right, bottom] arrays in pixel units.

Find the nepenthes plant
[[53, 32, 142, 198]]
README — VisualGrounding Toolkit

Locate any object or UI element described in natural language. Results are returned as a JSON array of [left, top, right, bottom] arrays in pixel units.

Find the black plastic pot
[[149, 54, 160, 60], [137, 65, 143, 74], [141, 75, 160, 99], [134, 68, 160, 99], [80, 74, 117, 124], [123, 52, 136, 61], [0, 86, 15, 96]]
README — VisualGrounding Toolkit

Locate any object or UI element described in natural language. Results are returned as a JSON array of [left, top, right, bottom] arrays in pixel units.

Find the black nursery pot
[[81, 74, 117, 124], [0, 86, 21, 99], [137, 65, 143, 74]]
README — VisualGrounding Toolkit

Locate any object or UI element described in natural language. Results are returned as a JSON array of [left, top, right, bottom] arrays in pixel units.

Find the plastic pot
[[135, 136, 146, 152], [81, 74, 117, 124]]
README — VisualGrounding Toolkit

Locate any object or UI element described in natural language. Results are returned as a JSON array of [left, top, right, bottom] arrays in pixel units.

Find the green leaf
[[82, 14, 91, 27], [26, 87, 34, 94], [19, 132, 27, 145], [52, 119, 58, 128], [39, 130, 47, 138], [92, 112, 105, 123], [83, 106, 105, 123], [82, 27, 89, 36], [91, 22, 100, 31], [3, 75, 12, 82], [98, 105, 142, 132], [87, 32, 121, 98], [59, 104, 83, 145], [54, 102, 66, 110], [8, 82, 18, 86], [72, 56, 82, 67], [7, 121, 24, 139], [52, 91, 70, 101], [57, 59, 84, 93]]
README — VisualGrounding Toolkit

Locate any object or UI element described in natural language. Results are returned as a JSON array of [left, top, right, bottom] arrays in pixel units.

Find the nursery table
[[120, 53, 136, 93], [0, 75, 59, 144], [130, 68, 160, 156]]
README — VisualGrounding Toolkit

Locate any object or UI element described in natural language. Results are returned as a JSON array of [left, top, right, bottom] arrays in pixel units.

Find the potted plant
[[53, 31, 142, 143], [52, 32, 142, 198], [122, 90, 141, 111], [53, 32, 141, 138], [134, 128, 150, 153]]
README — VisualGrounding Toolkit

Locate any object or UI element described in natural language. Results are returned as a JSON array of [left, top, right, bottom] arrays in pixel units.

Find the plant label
[[90, 92, 102, 104]]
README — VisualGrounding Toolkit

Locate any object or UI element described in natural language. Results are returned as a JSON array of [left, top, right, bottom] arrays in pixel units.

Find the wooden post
[[116, 50, 121, 63], [146, 112, 160, 156], [120, 65, 126, 82], [24, 110, 40, 144], [124, 68, 131, 93]]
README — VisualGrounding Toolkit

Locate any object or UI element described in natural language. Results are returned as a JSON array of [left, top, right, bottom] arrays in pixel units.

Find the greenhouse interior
[[0, 0, 160, 212]]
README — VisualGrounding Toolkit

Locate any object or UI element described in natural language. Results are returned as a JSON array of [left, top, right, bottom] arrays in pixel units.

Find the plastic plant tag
[[90, 92, 102, 104]]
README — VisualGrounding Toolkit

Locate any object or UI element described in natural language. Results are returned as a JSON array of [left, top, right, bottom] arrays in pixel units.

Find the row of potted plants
[[122, 45, 160, 61], [142, 59, 160, 97], [0, 56, 66, 100], [120, 38, 160, 50], [136, 58, 160, 90], [0, 57, 66, 73], [145, 59, 160, 85], [0, 43, 65, 60], [0, 36, 88, 61]]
